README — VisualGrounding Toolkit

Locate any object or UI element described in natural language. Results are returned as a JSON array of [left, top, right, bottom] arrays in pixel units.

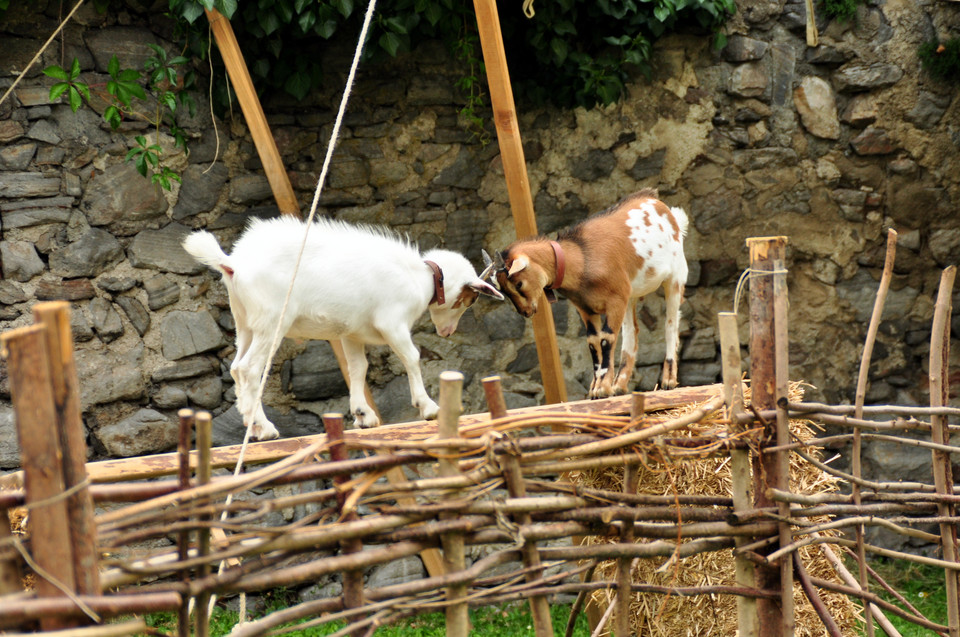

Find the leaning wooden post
[[472, 0, 567, 406], [194, 411, 213, 637], [438, 371, 470, 637], [929, 266, 959, 637], [482, 376, 554, 637], [177, 409, 194, 637], [0, 325, 77, 630], [324, 413, 365, 635], [745, 236, 787, 636], [718, 311, 757, 637], [615, 394, 643, 637], [32, 302, 99, 599], [852, 228, 897, 637]]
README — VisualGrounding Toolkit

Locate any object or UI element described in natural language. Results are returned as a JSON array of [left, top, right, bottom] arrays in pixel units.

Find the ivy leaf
[[331, 0, 353, 18], [297, 10, 315, 33], [180, 1, 204, 23], [653, 5, 671, 22], [550, 37, 568, 65], [293, 0, 310, 12], [554, 20, 577, 36], [217, 0, 238, 18], [284, 68, 312, 100], [423, 2, 442, 25], [259, 10, 281, 35], [379, 31, 403, 57], [316, 18, 338, 38]]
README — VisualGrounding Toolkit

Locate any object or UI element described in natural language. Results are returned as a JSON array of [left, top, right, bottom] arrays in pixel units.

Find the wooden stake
[[718, 311, 757, 637], [194, 411, 213, 637], [745, 236, 787, 636], [482, 377, 554, 637], [437, 371, 470, 637], [1, 324, 77, 630], [930, 266, 959, 637], [471, 0, 566, 406], [853, 228, 897, 637], [177, 409, 193, 637]]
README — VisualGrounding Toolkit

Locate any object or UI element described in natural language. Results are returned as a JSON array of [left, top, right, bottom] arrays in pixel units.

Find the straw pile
[[573, 382, 863, 636]]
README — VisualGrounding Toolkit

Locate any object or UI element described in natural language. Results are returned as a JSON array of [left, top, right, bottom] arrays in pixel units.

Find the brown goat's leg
[[660, 279, 684, 389], [591, 302, 627, 399], [614, 297, 639, 394], [577, 309, 606, 399]]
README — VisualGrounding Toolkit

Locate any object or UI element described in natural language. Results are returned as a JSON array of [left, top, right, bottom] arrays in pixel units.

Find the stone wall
[[1, 0, 959, 492]]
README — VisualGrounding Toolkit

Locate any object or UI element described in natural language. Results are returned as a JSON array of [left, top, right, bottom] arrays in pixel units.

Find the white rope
[[204, 0, 379, 626], [732, 267, 789, 316]]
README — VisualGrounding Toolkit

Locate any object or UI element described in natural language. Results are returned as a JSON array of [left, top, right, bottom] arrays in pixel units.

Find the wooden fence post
[[177, 409, 194, 637], [0, 325, 77, 630], [194, 411, 213, 637], [438, 371, 469, 636], [745, 236, 788, 636]]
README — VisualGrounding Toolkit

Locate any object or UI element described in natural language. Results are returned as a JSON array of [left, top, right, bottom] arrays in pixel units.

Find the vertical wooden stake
[[853, 228, 897, 637], [615, 460, 638, 637], [745, 236, 787, 637], [930, 266, 959, 637], [1, 325, 77, 630], [32, 302, 99, 599], [718, 311, 757, 637], [177, 409, 194, 637], [194, 412, 213, 637], [324, 413, 365, 636], [472, 0, 566, 406], [438, 371, 469, 637], [482, 376, 554, 637]]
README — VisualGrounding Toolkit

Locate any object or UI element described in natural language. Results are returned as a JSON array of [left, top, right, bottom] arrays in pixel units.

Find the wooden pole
[[194, 411, 213, 637], [32, 302, 100, 602], [324, 413, 365, 636], [177, 409, 193, 637], [471, 0, 567, 406], [853, 228, 897, 637], [718, 311, 757, 637], [930, 266, 959, 637], [0, 324, 77, 630], [745, 236, 787, 636], [437, 371, 470, 637], [482, 376, 554, 637]]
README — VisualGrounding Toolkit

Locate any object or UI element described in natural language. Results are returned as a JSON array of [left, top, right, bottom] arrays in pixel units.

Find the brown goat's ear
[[508, 255, 529, 277]]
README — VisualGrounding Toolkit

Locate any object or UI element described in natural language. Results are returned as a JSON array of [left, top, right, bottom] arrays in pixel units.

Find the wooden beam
[[472, 0, 567, 406]]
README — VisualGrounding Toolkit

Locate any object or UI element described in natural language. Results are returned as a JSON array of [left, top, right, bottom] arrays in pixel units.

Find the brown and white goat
[[489, 188, 689, 397]]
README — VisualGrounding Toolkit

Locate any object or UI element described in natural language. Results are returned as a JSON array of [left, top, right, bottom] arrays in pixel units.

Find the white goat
[[182, 216, 503, 439]]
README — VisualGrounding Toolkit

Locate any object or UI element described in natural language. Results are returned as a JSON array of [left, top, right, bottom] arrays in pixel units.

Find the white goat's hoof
[[251, 423, 279, 441], [354, 408, 380, 429], [419, 400, 439, 421]]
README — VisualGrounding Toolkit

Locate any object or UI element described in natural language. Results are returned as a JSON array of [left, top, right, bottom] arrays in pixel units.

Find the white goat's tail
[[182, 230, 233, 275], [671, 206, 689, 239]]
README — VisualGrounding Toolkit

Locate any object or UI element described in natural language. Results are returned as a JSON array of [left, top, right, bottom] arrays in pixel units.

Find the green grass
[[861, 558, 949, 636], [144, 599, 590, 636]]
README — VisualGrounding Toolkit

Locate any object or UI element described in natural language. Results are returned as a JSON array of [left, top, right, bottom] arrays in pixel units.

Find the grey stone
[[172, 163, 229, 220], [151, 356, 220, 382], [366, 555, 426, 589], [98, 408, 178, 457], [85, 27, 160, 72], [25, 119, 61, 145], [0, 240, 44, 282], [35, 278, 96, 301], [115, 296, 150, 336], [906, 91, 950, 130], [129, 223, 205, 274], [482, 304, 527, 341], [89, 297, 124, 343], [728, 62, 767, 98], [841, 94, 878, 127], [81, 163, 168, 230], [850, 127, 895, 155], [835, 63, 903, 92], [98, 277, 138, 294], [228, 174, 272, 204], [0, 142, 36, 169], [0, 280, 28, 305], [0, 172, 61, 198], [768, 43, 796, 106], [628, 148, 667, 181], [144, 275, 180, 310], [681, 329, 717, 361], [836, 271, 918, 322], [328, 159, 370, 189], [432, 147, 485, 189], [71, 309, 95, 342], [49, 228, 123, 277], [929, 229, 960, 267], [76, 348, 143, 407], [507, 343, 539, 374], [51, 102, 111, 145], [187, 376, 223, 409], [0, 406, 22, 469], [678, 361, 721, 386], [569, 149, 617, 182], [287, 341, 348, 401], [1, 195, 74, 228], [793, 76, 839, 140], [153, 386, 188, 409], [0, 120, 25, 143], [161, 310, 224, 360], [211, 405, 320, 446], [443, 207, 489, 258], [720, 35, 768, 62], [298, 580, 342, 602], [374, 376, 421, 425]]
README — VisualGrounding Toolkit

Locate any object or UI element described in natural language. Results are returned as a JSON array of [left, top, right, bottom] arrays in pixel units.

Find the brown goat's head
[[494, 250, 550, 318]]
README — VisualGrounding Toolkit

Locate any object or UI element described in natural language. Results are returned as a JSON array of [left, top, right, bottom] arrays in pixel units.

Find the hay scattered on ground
[[573, 382, 862, 636]]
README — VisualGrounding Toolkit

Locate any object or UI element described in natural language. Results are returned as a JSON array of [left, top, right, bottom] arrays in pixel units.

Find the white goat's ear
[[471, 279, 504, 301], [507, 255, 529, 277]]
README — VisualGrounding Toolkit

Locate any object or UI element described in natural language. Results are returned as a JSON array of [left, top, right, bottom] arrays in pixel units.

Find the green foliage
[[864, 558, 948, 636], [820, 0, 864, 23], [919, 38, 960, 84], [164, 0, 734, 110]]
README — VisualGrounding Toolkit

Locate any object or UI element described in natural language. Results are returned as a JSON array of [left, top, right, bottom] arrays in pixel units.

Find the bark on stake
[[438, 371, 469, 637], [194, 411, 213, 637], [324, 413, 365, 636], [33, 302, 99, 600], [177, 409, 193, 637], [1, 324, 77, 630], [930, 266, 959, 637], [745, 236, 787, 636], [482, 376, 554, 637], [718, 311, 757, 637]]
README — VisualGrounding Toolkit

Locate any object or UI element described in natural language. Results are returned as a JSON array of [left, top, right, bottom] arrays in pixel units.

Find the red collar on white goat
[[424, 260, 445, 305]]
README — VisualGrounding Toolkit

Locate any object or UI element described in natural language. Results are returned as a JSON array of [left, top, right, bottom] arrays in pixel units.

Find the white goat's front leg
[[381, 326, 438, 421], [661, 279, 684, 390], [340, 337, 380, 428], [231, 332, 280, 441]]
